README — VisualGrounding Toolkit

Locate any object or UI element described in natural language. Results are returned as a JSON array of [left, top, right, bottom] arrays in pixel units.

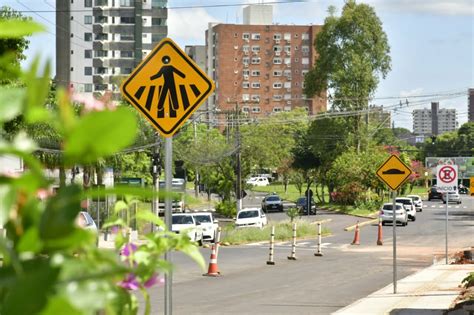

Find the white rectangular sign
[[436, 164, 458, 191]]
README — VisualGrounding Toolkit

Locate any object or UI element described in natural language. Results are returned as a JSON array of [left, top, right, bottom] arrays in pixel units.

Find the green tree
[[304, 0, 391, 151]]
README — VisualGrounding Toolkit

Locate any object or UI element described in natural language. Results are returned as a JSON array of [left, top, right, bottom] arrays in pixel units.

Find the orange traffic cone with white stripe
[[203, 243, 220, 277], [351, 221, 360, 245]]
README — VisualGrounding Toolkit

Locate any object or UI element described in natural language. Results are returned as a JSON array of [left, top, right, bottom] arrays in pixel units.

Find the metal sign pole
[[164, 137, 173, 315], [445, 192, 449, 264], [392, 190, 397, 294]]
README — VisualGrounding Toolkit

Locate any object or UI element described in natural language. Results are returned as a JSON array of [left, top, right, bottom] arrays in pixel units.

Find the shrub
[[286, 207, 300, 222], [215, 200, 236, 218]]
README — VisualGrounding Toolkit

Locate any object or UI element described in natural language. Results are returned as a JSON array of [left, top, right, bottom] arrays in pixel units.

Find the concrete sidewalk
[[334, 263, 473, 314]]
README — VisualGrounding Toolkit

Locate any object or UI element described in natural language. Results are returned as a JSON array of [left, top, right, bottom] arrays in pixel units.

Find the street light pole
[[235, 102, 242, 213]]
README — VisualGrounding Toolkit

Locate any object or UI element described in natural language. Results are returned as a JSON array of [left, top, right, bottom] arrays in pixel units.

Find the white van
[[246, 177, 270, 186]]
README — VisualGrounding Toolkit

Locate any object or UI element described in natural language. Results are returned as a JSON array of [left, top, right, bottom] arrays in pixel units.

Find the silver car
[[442, 191, 461, 204], [380, 203, 408, 226], [395, 197, 416, 221]]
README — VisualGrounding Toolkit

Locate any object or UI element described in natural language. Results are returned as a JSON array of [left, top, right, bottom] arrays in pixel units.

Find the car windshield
[[383, 205, 402, 210], [194, 215, 212, 223], [172, 216, 194, 225], [396, 199, 412, 205], [296, 198, 307, 205], [238, 210, 259, 219], [266, 196, 280, 202], [408, 196, 420, 201]]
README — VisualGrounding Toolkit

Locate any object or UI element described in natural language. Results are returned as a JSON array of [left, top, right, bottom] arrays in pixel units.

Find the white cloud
[[400, 88, 424, 97], [367, 0, 474, 16], [168, 8, 222, 46]]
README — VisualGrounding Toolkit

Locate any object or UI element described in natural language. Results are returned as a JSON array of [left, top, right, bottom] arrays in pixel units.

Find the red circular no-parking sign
[[438, 165, 456, 184]]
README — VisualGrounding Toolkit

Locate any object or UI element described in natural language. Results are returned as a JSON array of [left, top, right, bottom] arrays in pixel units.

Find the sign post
[[376, 154, 412, 294], [120, 38, 215, 315], [436, 164, 458, 264]]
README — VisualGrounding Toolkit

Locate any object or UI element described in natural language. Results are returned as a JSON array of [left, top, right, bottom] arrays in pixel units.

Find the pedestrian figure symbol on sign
[[150, 55, 185, 118]]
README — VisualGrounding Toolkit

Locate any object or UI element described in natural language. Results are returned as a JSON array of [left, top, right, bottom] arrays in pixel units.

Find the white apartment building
[[413, 106, 458, 135], [56, 0, 167, 99]]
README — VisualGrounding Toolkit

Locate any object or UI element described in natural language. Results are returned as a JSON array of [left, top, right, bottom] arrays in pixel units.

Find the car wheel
[[381, 221, 385, 226], [412, 216, 416, 222], [403, 222, 407, 226]]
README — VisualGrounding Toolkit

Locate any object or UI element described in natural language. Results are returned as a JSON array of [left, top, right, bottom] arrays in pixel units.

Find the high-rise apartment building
[[412, 103, 458, 135], [469, 88, 474, 122], [56, 0, 167, 99], [205, 6, 326, 122]]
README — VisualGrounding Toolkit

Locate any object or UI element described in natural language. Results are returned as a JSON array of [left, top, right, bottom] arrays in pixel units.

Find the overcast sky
[[4, 0, 474, 131]]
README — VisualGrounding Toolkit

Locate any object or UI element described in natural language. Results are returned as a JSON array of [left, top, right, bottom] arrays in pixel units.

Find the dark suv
[[261, 194, 284, 212], [428, 186, 443, 201], [296, 197, 316, 215]]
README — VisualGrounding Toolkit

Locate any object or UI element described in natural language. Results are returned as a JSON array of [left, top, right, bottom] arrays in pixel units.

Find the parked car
[[235, 208, 267, 228], [428, 186, 443, 201], [192, 212, 218, 241], [406, 194, 423, 212], [246, 176, 270, 186], [296, 196, 316, 215], [379, 203, 408, 226], [395, 197, 416, 221], [76, 211, 98, 246], [458, 185, 468, 194], [261, 194, 284, 212], [441, 191, 462, 204], [171, 213, 203, 245]]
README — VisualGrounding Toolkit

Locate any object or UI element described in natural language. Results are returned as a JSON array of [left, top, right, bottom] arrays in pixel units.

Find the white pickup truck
[[158, 178, 185, 213]]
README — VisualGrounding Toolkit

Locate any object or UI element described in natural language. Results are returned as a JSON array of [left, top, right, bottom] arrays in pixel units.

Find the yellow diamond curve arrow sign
[[376, 155, 413, 191], [120, 38, 215, 137]]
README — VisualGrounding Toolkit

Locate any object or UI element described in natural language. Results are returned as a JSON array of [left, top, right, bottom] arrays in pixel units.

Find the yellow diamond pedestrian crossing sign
[[120, 38, 215, 137], [376, 155, 412, 191]]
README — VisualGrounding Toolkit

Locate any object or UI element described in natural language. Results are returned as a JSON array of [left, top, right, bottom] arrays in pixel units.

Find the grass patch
[[221, 219, 331, 245], [321, 203, 378, 218]]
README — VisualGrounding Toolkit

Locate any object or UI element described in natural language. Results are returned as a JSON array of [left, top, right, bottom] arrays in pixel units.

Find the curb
[[310, 218, 332, 225], [344, 218, 378, 231]]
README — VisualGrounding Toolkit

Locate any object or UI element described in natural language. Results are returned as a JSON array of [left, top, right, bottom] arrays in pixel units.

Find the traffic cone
[[203, 244, 220, 277], [351, 222, 360, 245], [376, 220, 383, 246]]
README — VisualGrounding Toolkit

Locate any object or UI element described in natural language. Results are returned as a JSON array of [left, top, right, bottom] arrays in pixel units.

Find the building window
[[84, 50, 92, 58], [251, 46, 260, 53], [273, 70, 282, 76], [242, 82, 250, 88], [302, 69, 309, 76], [302, 58, 309, 65], [120, 17, 135, 24], [251, 82, 261, 89], [121, 34, 134, 41], [121, 68, 132, 74], [242, 106, 250, 113], [242, 94, 250, 101], [251, 33, 261, 40], [94, 50, 107, 57], [84, 67, 92, 76], [84, 84, 93, 92], [243, 69, 250, 76], [273, 94, 282, 101], [152, 18, 166, 26], [152, 0, 166, 8], [120, 51, 134, 58], [120, 0, 132, 6], [273, 107, 282, 112], [95, 33, 108, 40], [284, 58, 291, 65], [283, 33, 291, 41], [84, 15, 92, 24], [84, 33, 92, 41], [273, 33, 281, 40], [95, 67, 107, 74], [243, 57, 250, 65], [251, 95, 260, 102], [273, 58, 282, 64], [242, 33, 250, 40], [84, 0, 92, 7], [302, 33, 310, 40], [251, 57, 260, 64], [273, 82, 282, 89], [284, 82, 291, 88], [284, 94, 291, 100], [95, 16, 107, 23], [251, 70, 260, 76], [242, 45, 250, 52], [252, 107, 261, 113]]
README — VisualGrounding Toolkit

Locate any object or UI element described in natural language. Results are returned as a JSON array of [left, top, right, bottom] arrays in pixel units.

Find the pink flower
[[144, 273, 165, 289], [121, 243, 137, 257], [118, 274, 140, 291], [70, 90, 116, 112]]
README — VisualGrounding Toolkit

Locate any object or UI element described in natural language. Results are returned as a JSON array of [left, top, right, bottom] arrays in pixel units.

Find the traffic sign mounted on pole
[[376, 155, 413, 191], [436, 164, 458, 191], [120, 38, 215, 137]]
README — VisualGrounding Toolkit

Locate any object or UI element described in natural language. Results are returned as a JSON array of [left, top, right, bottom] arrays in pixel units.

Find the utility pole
[[150, 134, 161, 232], [235, 102, 242, 213], [193, 120, 199, 198]]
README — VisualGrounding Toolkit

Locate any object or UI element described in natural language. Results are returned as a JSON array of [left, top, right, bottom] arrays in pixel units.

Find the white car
[[395, 197, 416, 221], [235, 208, 267, 228], [407, 194, 423, 212], [246, 177, 270, 187], [192, 212, 218, 241], [380, 203, 408, 226], [171, 213, 203, 245]]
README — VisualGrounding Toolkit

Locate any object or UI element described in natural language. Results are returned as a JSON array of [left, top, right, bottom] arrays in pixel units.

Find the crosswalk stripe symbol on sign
[[120, 38, 215, 137]]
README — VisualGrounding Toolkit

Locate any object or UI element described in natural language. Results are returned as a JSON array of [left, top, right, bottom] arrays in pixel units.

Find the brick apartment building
[[204, 6, 326, 122]]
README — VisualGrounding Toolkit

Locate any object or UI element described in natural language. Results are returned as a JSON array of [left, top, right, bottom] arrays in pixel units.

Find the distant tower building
[[412, 103, 458, 136], [469, 88, 474, 122], [243, 5, 273, 25], [56, 0, 168, 100], [205, 5, 326, 125]]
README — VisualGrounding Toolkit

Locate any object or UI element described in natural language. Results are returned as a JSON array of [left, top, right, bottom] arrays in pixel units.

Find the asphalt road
[[145, 195, 473, 315]]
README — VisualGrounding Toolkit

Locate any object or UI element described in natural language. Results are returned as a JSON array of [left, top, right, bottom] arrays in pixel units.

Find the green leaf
[[102, 217, 127, 229], [136, 210, 165, 228], [23, 56, 52, 123], [0, 87, 25, 122], [0, 20, 45, 38], [39, 185, 81, 241], [17, 227, 43, 253], [114, 200, 129, 213], [40, 297, 82, 315], [64, 108, 137, 164]]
